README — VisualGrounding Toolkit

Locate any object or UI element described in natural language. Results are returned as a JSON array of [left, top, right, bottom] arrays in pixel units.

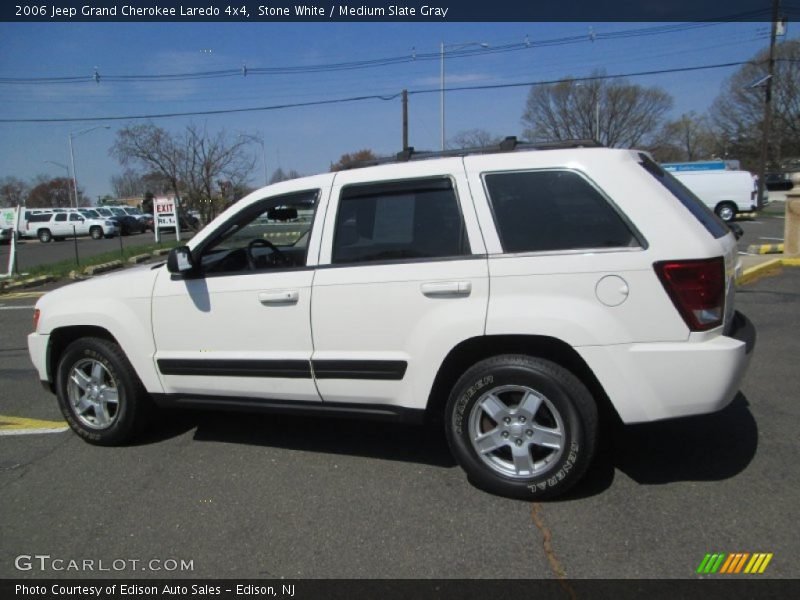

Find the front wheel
[[56, 337, 153, 445], [445, 355, 597, 499]]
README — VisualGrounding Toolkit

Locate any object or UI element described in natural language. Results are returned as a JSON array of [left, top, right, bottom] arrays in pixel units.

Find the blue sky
[[0, 20, 794, 201]]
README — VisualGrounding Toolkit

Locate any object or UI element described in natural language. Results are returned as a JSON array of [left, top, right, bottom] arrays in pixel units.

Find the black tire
[[445, 354, 598, 500], [38, 229, 52, 243], [55, 337, 153, 445], [90, 226, 103, 240], [715, 202, 737, 222]]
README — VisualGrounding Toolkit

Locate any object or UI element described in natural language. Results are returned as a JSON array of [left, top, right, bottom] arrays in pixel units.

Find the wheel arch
[[426, 334, 620, 425], [46, 325, 120, 392]]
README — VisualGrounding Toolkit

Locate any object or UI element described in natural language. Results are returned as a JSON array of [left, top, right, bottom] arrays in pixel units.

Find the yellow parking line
[[0, 290, 47, 300], [0, 415, 68, 436]]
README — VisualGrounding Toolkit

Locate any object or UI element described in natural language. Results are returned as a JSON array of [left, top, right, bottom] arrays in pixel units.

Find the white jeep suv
[[27, 140, 755, 498]]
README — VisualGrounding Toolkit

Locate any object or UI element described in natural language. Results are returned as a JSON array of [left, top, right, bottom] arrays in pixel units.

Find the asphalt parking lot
[[0, 246, 798, 581]]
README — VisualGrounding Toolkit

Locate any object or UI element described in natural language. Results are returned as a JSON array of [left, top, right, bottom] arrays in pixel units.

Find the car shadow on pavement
[[175, 410, 458, 468], [565, 392, 758, 500]]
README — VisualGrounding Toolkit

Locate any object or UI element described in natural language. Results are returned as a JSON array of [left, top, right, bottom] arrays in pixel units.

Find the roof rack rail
[[339, 137, 604, 170]]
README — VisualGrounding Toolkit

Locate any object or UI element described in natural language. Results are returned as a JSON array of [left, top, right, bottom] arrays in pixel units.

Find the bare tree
[[181, 124, 257, 223], [0, 176, 29, 207], [649, 112, 718, 162], [110, 123, 184, 204], [330, 149, 378, 171], [521, 71, 672, 148], [269, 168, 301, 183], [26, 177, 79, 208], [110, 123, 257, 223], [449, 129, 502, 149], [711, 39, 800, 171]]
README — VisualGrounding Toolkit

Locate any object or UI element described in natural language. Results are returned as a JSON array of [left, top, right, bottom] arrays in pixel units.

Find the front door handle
[[258, 290, 299, 305], [420, 281, 472, 298]]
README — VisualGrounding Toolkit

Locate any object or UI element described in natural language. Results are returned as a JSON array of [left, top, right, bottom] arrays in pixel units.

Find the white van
[[671, 170, 757, 222]]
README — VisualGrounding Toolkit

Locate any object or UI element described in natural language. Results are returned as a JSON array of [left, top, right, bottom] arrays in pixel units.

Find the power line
[[0, 60, 762, 124], [0, 14, 768, 85]]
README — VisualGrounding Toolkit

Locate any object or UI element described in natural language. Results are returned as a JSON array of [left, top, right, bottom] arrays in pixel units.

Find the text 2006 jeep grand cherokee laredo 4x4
[[28, 139, 755, 499]]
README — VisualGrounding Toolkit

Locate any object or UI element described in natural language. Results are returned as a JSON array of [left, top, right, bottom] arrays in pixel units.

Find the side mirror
[[729, 223, 744, 241], [166, 246, 196, 274]]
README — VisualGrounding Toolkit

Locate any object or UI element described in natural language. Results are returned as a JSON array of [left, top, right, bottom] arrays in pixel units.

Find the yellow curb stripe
[[0, 290, 47, 300], [758, 553, 773, 574], [0, 415, 68, 435]]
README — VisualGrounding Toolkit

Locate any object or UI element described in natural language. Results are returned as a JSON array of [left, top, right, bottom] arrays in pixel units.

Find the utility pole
[[757, 0, 780, 209], [402, 89, 409, 151]]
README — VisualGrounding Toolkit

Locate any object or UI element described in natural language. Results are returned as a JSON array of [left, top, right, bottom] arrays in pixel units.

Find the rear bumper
[[578, 311, 756, 423]]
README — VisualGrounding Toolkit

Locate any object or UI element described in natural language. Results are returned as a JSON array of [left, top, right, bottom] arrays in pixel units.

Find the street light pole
[[257, 137, 268, 187], [440, 41, 489, 151], [68, 125, 110, 208]]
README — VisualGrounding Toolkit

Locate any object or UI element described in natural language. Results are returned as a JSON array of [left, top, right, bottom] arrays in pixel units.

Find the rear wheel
[[90, 226, 103, 240], [715, 202, 737, 222], [445, 354, 598, 499], [37, 229, 52, 243], [56, 337, 153, 445]]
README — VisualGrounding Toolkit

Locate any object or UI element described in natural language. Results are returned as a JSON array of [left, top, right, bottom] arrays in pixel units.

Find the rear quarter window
[[483, 169, 640, 254], [639, 154, 728, 239]]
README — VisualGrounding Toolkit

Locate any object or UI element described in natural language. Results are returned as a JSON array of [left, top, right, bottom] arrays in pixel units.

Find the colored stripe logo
[[697, 553, 773, 574]]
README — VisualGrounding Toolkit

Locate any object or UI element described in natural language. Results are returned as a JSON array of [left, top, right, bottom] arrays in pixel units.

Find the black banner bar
[[1, 1, 788, 22], [3, 579, 800, 600]]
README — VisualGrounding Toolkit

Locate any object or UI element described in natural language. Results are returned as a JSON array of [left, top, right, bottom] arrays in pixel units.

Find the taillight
[[33, 309, 40, 332], [654, 257, 725, 331]]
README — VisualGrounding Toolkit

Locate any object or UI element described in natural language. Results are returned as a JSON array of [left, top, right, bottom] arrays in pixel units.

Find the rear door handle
[[258, 290, 299, 305], [420, 281, 472, 298]]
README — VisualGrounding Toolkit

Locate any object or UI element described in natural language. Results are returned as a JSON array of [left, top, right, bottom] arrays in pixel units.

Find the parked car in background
[[115, 215, 147, 236], [21, 211, 118, 242], [765, 172, 794, 191]]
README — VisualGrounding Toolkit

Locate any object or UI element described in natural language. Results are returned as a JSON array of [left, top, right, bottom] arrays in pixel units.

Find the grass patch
[[17, 240, 181, 281]]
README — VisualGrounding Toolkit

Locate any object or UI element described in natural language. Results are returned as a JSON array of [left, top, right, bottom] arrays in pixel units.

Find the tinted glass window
[[28, 214, 52, 223], [638, 153, 728, 239], [55, 213, 67, 222], [332, 178, 469, 264], [69, 213, 81, 221], [484, 170, 638, 253]]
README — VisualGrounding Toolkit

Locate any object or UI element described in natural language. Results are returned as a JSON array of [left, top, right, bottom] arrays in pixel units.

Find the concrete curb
[[128, 254, 151, 264], [83, 260, 123, 276], [0, 274, 56, 293], [746, 243, 785, 255], [736, 212, 757, 220], [152, 248, 171, 257], [737, 256, 800, 286]]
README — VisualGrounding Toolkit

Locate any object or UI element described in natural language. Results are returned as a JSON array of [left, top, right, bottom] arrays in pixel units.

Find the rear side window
[[28, 214, 52, 223], [483, 170, 639, 253], [639, 153, 728, 239], [55, 213, 67, 222], [332, 178, 469, 264]]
